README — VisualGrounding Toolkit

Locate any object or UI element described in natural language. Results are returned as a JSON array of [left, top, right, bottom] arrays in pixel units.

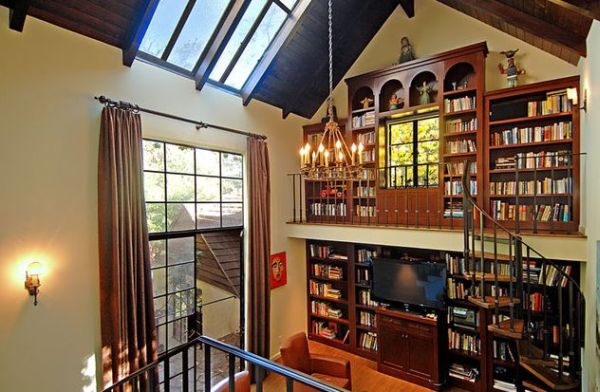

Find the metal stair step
[[488, 319, 524, 339], [520, 357, 579, 391]]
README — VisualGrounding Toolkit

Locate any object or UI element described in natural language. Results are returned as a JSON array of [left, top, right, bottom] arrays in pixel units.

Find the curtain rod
[[94, 95, 267, 140]]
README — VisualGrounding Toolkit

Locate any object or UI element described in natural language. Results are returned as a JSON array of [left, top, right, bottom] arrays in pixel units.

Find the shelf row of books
[[493, 150, 572, 170], [307, 133, 321, 147], [311, 300, 344, 319], [358, 331, 378, 351], [309, 202, 347, 217], [526, 321, 561, 345], [355, 186, 375, 198], [352, 111, 375, 128], [444, 201, 464, 218], [356, 267, 371, 283], [356, 248, 377, 263], [444, 179, 477, 196], [449, 363, 479, 383], [493, 379, 517, 392], [360, 149, 376, 163], [446, 254, 467, 275], [489, 122, 572, 146], [356, 205, 376, 217], [358, 311, 376, 327], [356, 130, 376, 145], [309, 281, 343, 299], [525, 292, 545, 312], [446, 161, 477, 177], [527, 90, 572, 116], [492, 340, 516, 362], [522, 262, 573, 287], [489, 177, 572, 196], [444, 96, 476, 112], [449, 330, 481, 355], [309, 244, 334, 259], [357, 289, 379, 307], [312, 264, 344, 280], [446, 118, 477, 134], [490, 201, 571, 222], [312, 320, 349, 342], [447, 279, 469, 300], [447, 139, 477, 154]]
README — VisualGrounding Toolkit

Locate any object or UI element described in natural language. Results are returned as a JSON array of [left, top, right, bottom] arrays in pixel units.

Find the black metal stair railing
[[103, 336, 347, 392], [460, 160, 584, 389]]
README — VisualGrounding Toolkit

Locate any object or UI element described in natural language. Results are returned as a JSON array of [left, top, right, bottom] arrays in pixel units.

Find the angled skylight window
[[137, 0, 302, 93]]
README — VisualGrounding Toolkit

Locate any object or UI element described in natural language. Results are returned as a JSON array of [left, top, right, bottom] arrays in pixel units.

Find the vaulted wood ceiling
[[2, 0, 595, 119]]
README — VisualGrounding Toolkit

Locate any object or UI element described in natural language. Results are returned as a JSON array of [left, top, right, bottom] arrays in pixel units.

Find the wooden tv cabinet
[[376, 307, 445, 390]]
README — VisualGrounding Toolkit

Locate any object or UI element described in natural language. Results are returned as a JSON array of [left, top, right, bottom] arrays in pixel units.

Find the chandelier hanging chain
[[328, 0, 333, 117]]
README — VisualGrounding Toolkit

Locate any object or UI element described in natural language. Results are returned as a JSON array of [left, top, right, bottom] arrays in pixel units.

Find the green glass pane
[[144, 172, 165, 202], [417, 141, 439, 163], [390, 144, 413, 166], [418, 165, 439, 187], [417, 118, 439, 141], [167, 174, 194, 202], [146, 203, 166, 233], [143, 140, 164, 171], [166, 144, 194, 174], [389, 122, 413, 144], [390, 167, 413, 187]]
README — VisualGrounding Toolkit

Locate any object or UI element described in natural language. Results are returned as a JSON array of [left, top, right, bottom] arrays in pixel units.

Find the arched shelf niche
[[379, 79, 405, 112], [444, 62, 476, 92], [409, 71, 438, 107]]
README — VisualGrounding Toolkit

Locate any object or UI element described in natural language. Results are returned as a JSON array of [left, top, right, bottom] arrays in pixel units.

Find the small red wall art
[[270, 252, 287, 289]]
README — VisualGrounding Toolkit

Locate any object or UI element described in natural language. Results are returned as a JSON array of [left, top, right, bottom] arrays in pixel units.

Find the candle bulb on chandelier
[[351, 143, 357, 165], [358, 143, 364, 164], [299, 147, 305, 166], [318, 144, 325, 165], [324, 150, 330, 168], [312, 151, 317, 168], [338, 151, 344, 166]]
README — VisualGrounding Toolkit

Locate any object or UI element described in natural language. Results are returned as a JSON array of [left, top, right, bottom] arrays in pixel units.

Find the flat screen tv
[[372, 258, 447, 311]]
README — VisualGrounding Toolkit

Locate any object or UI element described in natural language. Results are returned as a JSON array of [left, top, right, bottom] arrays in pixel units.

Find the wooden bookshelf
[[483, 76, 580, 233]]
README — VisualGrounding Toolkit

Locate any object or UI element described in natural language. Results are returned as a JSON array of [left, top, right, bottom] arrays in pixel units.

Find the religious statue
[[389, 93, 403, 110], [416, 81, 434, 105], [398, 36, 415, 63], [498, 49, 526, 88], [360, 97, 374, 109]]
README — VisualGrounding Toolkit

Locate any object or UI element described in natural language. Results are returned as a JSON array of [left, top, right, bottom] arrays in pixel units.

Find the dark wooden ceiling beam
[[399, 0, 414, 18], [546, 0, 600, 20], [193, 0, 251, 91], [122, 0, 159, 67], [9, 0, 28, 32], [437, 0, 586, 62], [240, 0, 311, 106]]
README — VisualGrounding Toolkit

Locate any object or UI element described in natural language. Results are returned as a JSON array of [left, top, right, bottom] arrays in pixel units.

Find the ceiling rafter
[[7, 0, 27, 31], [122, 0, 159, 67], [546, 0, 600, 20], [399, 0, 414, 18]]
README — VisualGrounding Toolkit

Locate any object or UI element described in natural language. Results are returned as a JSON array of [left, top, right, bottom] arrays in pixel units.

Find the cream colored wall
[[0, 8, 306, 391], [311, 0, 578, 121], [578, 20, 600, 392]]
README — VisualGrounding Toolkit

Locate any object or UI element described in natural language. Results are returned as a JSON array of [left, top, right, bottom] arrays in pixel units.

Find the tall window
[[387, 116, 439, 188], [142, 139, 244, 357]]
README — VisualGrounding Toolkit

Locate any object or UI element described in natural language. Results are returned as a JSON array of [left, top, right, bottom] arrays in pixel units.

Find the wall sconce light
[[25, 261, 42, 306], [567, 87, 587, 112]]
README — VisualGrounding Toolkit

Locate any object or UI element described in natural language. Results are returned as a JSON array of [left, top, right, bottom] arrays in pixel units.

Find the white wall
[[0, 8, 306, 391], [577, 20, 600, 392]]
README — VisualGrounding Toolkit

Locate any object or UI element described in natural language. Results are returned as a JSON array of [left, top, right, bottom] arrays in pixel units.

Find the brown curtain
[[247, 137, 271, 370], [98, 107, 157, 388]]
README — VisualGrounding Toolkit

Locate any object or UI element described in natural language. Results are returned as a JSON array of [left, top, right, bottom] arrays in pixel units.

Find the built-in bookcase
[[484, 77, 580, 233]]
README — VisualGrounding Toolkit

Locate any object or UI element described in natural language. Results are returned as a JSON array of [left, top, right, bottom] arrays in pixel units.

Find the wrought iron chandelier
[[299, 0, 364, 180]]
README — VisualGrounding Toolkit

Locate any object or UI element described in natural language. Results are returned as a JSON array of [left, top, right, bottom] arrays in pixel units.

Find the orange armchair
[[211, 370, 250, 392], [280, 332, 351, 391]]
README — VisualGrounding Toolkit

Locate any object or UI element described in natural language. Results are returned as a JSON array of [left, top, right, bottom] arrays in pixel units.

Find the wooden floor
[[259, 340, 466, 392]]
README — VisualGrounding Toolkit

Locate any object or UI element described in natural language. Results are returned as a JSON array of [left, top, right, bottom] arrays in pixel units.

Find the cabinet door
[[407, 333, 434, 378], [379, 317, 409, 369]]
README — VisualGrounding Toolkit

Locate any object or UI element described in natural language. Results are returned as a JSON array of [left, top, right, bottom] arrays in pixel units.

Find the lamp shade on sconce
[[566, 87, 578, 105]]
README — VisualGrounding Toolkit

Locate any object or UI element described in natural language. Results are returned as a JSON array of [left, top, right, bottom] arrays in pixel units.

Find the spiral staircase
[[460, 162, 584, 391]]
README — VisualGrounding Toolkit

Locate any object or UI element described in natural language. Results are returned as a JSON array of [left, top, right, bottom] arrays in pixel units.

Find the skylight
[[138, 0, 300, 92]]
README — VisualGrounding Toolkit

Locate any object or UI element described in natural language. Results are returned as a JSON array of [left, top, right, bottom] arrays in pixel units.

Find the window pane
[[209, 0, 268, 81], [222, 179, 243, 202], [143, 140, 164, 171], [418, 165, 439, 187], [167, 174, 195, 201], [168, 264, 194, 293], [222, 203, 243, 227], [167, 323, 187, 352], [417, 118, 439, 141], [166, 144, 194, 174], [389, 167, 413, 188], [417, 141, 439, 164], [167, 237, 195, 265], [167, 0, 230, 70], [152, 267, 167, 296], [147, 203, 166, 233], [197, 203, 221, 228], [157, 324, 167, 354], [144, 172, 165, 202], [150, 240, 167, 268], [167, 288, 195, 321], [222, 153, 243, 177], [155, 296, 167, 324], [139, 0, 188, 58], [280, 0, 298, 10], [389, 122, 413, 145], [390, 144, 413, 166], [197, 176, 221, 202], [196, 149, 220, 176], [225, 3, 287, 89], [167, 203, 196, 231]]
